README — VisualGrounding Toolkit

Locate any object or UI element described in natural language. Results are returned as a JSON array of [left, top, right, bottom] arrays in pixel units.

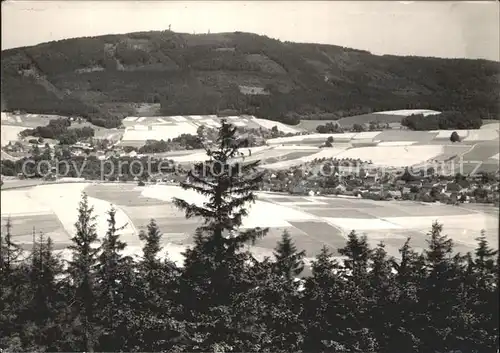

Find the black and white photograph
[[1, 1, 499, 352]]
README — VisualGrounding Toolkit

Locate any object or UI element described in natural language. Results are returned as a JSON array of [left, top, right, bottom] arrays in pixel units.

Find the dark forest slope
[[2, 30, 499, 127]]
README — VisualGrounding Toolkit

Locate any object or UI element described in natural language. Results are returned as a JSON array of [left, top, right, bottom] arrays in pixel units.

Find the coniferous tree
[[174, 119, 267, 296], [128, 219, 183, 352], [418, 221, 465, 352], [139, 218, 162, 270], [1, 217, 21, 275], [233, 254, 305, 353], [66, 193, 100, 352], [172, 119, 268, 351], [249, 230, 307, 351], [389, 237, 426, 352], [0, 219, 27, 352], [95, 207, 133, 351], [474, 230, 498, 285], [337, 231, 378, 351], [338, 230, 372, 282], [303, 246, 348, 352], [466, 231, 499, 351], [367, 242, 398, 351], [24, 233, 64, 350], [273, 229, 305, 281]]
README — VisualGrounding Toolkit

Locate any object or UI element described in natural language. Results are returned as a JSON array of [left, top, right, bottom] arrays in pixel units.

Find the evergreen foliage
[[0, 121, 498, 352], [3, 31, 499, 125]]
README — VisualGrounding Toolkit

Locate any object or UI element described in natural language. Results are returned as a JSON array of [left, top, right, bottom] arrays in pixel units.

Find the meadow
[[2, 183, 497, 265]]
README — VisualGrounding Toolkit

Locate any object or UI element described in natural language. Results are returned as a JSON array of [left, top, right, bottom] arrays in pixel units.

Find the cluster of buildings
[[261, 159, 500, 205]]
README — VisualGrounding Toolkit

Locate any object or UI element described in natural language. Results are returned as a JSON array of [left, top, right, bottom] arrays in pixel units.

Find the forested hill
[[2, 30, 499, 127]]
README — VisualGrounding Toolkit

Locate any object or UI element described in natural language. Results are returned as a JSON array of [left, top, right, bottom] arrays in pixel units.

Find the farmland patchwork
[[1, 183, 497, 264]]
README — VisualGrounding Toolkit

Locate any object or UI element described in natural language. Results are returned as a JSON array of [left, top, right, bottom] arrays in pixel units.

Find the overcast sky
[[2, 1, 499, 61]]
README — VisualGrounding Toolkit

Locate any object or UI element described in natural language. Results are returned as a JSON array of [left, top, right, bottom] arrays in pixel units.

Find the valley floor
[[1, 182, 497, 266]]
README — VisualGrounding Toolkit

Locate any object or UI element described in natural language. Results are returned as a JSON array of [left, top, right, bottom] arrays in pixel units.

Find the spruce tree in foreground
[[419, 221, 467, 353], [129, 219, 184, 352], [468, 231, 499, 351], [303, 246, 348, 352], [25, 233, 64, 351], [1, 217, 21, 275], [139, 218, 162, 269], [337, 230, 378, 351], [172, 119, 268, 350], [173, 119, 268, 301], [258, 230, 306, 351], [66, 193, 100, 352], [94, 207, 132, 351]]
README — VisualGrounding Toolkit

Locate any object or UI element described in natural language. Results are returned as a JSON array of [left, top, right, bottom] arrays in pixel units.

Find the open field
[[481, 121, 500, 130], [252, 117, 302, 134], [374, 130, 437, 142], [1, 125, 27, 146], [1, 112, 120, 145], [119, 115, 302, 147], [464, 129, 499, 142], [335, 110, 441, 127], [461, 141, 500, 161], [333, 145, 444, 167], [2, 111, 498, 173], [261, 148, 347, 169], [1, 112, 54, 127], [169, 134, 497, 171], [428, 145, 471, 162], [163, 145, 324, 168], [266, 128, 498, 146], [1, 183, 497, 265], [432, 129, 470, 139], [438, 141, 500, 174]]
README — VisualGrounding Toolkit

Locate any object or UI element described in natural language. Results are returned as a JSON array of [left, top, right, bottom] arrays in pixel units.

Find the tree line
[[401, 111, 483, 131], [20, 118, 95, 144], [1, 120, 498, 352]]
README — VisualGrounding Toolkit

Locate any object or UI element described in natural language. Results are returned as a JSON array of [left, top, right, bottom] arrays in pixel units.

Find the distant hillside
[[2, 30, 499, 128]]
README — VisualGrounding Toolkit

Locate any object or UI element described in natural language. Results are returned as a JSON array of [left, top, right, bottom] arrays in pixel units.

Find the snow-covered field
[[464, 129, 499, 142], [161, 146, 306, 164], [168, 151, 212, 163], [3, 183, 498, 264], [267, 133, 357, 145], [1, 125, 26, 146], [373, 109, 441, 117], [377, 141, 417, 147], [141, 185, 316, 228], [351, 131, 382, 140], [49, 243, 188, 267], [325, 218, 403, 231], [334, 145, 444, 167], [273, 145, 319, 150], [1, 189, 53, 217], [252, 117, 301, 134], [121, 123, 198, 143], [432, 130, 469, 139], [385, 214, 497, 246], [481, 122, 500, 130], [2, 183, 137, 243], [261, 148, 346, 169]]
